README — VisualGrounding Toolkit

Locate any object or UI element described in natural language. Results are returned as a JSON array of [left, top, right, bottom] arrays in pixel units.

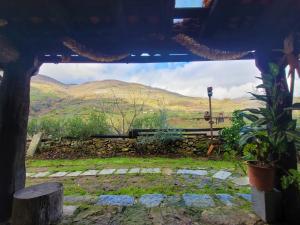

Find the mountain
[[31, 74, 300, 128]]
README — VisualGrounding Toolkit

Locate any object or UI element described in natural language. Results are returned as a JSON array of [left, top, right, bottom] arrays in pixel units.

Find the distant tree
[[99, 89, 147, 135]]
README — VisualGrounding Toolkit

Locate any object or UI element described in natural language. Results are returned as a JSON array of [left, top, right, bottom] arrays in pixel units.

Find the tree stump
[[12, 182, 63, 225]]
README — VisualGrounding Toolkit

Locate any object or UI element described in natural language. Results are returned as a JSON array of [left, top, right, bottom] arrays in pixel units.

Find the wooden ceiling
[[0, 0, 299, 63]]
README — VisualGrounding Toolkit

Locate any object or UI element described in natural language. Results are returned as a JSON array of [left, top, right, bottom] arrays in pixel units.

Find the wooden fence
[[90, 128, 223, 139]]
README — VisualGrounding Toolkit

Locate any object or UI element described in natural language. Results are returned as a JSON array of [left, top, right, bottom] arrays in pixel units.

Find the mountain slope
[[30, 75, 300, 127], [29, 75, 261, 117]]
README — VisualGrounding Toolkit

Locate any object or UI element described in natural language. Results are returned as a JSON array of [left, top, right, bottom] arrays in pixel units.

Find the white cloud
[[39, 60, 299, 99]]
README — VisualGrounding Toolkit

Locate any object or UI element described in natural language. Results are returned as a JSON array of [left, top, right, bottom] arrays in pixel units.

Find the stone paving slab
[[141, 168, 161, 173], [97, 195, 135, 206], [216, 194, 235, 206], [26, 173, 35, 177], [162, 168, 173, 175], [66, 171, 83, 177], [33, 172, 51, 178], [128, 168, 140, 174], [183, 194, 215, 208], [64, 195, 97, 204], [81, 170, 99, 176], [177, 169, 208, 176], [212, 170, 232, 180], [139, 194, 166, 207], [49, 172, 68, 177], [99, 169, 116, 175], [115, 169, 128, 174], [231, 177, 249, 186], [237, 193, 252, 202], [197, 177, 212, 188], [63, 205, 78, 217]]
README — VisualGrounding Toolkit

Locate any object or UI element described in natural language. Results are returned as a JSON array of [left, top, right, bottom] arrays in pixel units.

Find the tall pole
[[207, 87, 213, 143]]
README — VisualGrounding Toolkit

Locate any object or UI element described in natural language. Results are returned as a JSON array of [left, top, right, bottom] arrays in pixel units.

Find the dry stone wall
[[30, 137, 210, 159]]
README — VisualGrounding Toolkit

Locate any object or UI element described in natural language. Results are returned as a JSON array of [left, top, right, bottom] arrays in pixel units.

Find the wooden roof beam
[[0, 35, 19, 65], [173, 8, 209, 19]]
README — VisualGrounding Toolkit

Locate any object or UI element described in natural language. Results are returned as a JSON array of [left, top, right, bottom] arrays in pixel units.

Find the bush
[[27, 118, 39, 136], [220, 110, 246, 157], [136, 129, 183, 154], [133, 109, 168, 129], [65, 111, 110, 138], [27, 111, 109, 139], [38, 116, 64, 138]]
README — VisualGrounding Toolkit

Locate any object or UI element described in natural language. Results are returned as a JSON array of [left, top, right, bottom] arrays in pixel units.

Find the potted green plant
[[239, 63, 300, 191]]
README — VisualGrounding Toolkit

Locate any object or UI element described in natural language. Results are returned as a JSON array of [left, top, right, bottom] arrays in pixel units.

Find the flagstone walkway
[[26, 167, 260, 224], [26, 168, 249, 186]]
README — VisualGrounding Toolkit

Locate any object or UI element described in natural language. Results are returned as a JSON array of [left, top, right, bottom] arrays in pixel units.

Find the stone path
[[26, 167, 249, 187], [64, 192, 252, 210]]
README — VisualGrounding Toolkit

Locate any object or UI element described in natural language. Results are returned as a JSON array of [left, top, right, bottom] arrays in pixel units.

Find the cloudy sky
[[40, 60, 291, 99], [37, 0, 300, 99]]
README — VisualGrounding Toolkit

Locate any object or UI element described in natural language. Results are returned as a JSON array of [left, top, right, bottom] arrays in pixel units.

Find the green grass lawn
[[26, 157, 237, 173], [26, 157, 250, 197]]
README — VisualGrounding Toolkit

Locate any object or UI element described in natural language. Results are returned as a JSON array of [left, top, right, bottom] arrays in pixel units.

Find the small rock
[[63, 205, 78, 217]]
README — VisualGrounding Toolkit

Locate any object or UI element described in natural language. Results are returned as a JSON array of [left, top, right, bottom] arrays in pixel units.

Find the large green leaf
[[239, 132, 255, 146], [286, 130, 300, 143], [240, 113, 259, 122], [250, 93, 268, 103]]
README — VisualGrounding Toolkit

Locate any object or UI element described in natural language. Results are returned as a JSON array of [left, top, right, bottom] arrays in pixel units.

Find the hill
[[30, 74, 300, 128]]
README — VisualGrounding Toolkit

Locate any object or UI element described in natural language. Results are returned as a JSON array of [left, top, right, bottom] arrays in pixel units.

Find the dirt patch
[[59, 204, 265, 225]]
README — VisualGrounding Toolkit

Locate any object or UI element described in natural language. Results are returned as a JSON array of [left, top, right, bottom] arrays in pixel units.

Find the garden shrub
[[133, 109, 168, 129], [220, 110, 245, 158], [27, 111, 109, 139], [136, 129, 183, 154], [38, 116, 64, 138], [195, 140, 209, 154]]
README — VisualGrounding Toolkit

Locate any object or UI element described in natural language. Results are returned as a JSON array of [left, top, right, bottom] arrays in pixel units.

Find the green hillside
[[29, 75, 300, 128]]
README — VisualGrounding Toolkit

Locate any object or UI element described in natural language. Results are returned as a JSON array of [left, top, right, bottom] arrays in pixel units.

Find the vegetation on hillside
[[29, 75, 300, 132]]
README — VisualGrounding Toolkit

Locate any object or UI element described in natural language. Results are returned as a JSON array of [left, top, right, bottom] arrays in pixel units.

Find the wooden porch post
[[255, 49, 300, 224], [0, 53, 40, 222]]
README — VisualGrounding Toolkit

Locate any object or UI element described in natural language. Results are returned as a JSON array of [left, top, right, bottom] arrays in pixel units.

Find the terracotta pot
[[247, 161, 275, 192]]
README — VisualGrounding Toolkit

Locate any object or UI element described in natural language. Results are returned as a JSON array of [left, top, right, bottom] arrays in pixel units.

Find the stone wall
[[32, 136, 210, 159]]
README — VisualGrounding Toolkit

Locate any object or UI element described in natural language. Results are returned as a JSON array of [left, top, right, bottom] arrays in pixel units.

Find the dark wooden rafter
[[0, 0, 298, 63], [0, 35, 19, 65]]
